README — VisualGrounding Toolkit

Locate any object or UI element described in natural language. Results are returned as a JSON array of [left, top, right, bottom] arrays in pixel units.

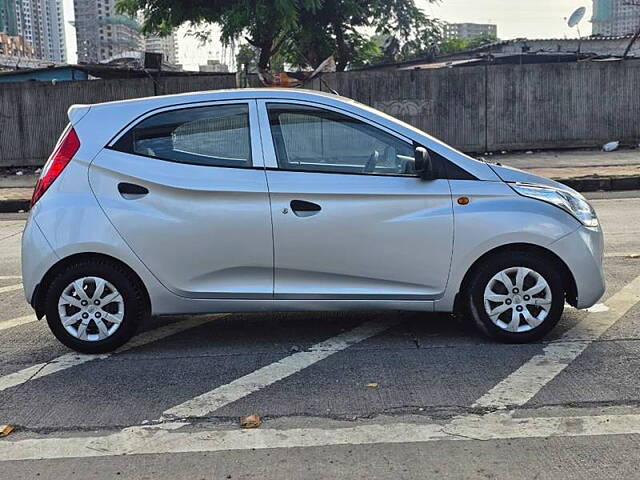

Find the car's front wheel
[[466, 251, 565, 343], [45, 259, 146, 353]]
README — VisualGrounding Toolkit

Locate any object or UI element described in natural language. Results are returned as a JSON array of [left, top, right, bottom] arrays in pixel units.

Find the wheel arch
[[32, 252, 151, 320], [453, 242, 578, 313]]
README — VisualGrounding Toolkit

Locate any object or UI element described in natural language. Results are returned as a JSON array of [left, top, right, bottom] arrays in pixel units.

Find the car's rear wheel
[[466, 251, 565, 343], [45, 259, 146, 353]]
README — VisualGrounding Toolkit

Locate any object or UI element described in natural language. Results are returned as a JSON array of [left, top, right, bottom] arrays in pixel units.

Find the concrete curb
[[0, 199, 30, 214], [0, 176, 639, 214], [559, 175, 640, 193]]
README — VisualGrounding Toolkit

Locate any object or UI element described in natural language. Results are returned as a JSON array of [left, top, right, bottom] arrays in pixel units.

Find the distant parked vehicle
[[22, 89, 604, 353]]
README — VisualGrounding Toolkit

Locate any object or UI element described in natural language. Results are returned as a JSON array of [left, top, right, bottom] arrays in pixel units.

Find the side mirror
[[414, 147, 434, 181]]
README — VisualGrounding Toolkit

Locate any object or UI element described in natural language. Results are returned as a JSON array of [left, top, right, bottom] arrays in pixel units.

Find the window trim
[[106, 100, 262, 169], [102, 95, 478, 180], [256, 99, 417, 177], [267, 103, 420, 177]]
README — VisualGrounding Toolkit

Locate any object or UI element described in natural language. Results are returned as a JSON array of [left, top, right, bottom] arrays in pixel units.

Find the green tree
[[236, 44, 258, 72], [116, 0, 440, 71], [236, 42, 285, 73], [284, 0, 441, 70], [348, 36, 383, 69]]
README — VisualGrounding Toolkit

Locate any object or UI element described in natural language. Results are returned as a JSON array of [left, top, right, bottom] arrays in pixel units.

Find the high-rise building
[[592, 0, 640, 36], [198, 59, 228, 73], [0, 0, 17, 35], [74, 0, 142, 63], [13, 0, 65, 62], [443, 23, 498, 41], [144, 31, 178, 65]]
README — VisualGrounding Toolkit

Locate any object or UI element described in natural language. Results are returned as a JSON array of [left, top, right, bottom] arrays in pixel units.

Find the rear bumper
[[21, 215, 58, 306], [550, 225, 605, 309]]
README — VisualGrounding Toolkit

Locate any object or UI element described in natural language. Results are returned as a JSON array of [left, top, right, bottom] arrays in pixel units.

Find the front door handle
[[290, 200, 321, 217], [118, 182, 149, 199]]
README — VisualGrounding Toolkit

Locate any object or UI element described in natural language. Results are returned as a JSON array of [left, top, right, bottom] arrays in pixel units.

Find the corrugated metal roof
[[352, 34, 640, 71], [397, 53, 603, 70], [398, 58, 480, 70], [480, 34, 636, 49]]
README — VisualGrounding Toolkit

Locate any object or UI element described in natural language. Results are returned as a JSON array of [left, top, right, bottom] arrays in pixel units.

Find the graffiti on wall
[[374, 99, 432, 118]]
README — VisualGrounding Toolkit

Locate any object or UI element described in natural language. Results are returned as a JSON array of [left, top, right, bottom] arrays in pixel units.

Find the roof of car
[[91, 88, 347, 108], [69, 87, 366, 129]]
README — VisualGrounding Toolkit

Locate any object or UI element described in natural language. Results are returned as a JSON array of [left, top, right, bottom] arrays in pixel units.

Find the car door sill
[[273, 294, 438, 301], [154, 298, 435, 315]]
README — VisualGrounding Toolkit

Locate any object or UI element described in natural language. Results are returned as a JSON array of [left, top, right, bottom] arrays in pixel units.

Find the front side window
[[267, 103, 416, 175], [114, 103, 251, 168]]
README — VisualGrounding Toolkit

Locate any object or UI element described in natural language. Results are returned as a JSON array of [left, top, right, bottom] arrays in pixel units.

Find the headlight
[[511, 183, 599, 227]]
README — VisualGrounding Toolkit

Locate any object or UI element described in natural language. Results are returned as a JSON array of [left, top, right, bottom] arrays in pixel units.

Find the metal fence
[[312, 61, 640, 153], [1, 61, 639, 166], [0, 74, 235, 166]]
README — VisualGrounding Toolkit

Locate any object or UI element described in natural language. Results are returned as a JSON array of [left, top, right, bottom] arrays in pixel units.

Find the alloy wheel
[[483, 266, 552, 333], [57, 276, 125, 341]]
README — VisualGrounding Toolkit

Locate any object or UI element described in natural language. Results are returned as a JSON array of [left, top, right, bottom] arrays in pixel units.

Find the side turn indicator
[[457, 197, 470, 205]]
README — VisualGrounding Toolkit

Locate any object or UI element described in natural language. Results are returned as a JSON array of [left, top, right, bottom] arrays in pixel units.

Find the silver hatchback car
[[22, 89, 604, 353]]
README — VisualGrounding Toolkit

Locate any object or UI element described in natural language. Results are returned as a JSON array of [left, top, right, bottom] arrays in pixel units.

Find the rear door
[[258, 100, 454, 300], [89, 100, 273, 299]]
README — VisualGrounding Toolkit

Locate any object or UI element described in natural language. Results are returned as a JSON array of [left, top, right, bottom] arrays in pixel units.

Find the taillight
[[31, 127, 80, 207]]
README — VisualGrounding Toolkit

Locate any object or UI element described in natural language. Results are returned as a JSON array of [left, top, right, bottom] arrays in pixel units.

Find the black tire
[[466, 250, 565, 343], [45, 259, 147, 353]]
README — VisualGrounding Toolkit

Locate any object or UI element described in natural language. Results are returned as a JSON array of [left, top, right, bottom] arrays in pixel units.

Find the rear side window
[[113, 104, 252, 167]]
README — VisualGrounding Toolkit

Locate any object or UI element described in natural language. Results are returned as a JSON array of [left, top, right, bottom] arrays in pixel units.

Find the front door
[[259, 101, 454, 300], [89, 101, 273, 298]]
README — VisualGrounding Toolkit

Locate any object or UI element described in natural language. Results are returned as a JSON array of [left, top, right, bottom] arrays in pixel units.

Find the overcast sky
[[63, 0, 75, 62], [423, 0, 592, 39]]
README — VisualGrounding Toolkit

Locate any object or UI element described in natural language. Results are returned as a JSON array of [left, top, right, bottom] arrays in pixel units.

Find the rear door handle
[[118, 182, 149, 199], [290, 200, 321, 217]]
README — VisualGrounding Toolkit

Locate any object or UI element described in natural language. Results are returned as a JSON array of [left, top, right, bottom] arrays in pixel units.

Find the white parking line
[[0, 276, 21, 280], [0, 315, 225, 392], [2, 278, 639, 461], [473, 274, 640, 409], [584, 303, 610, 313], [3, 411, 640, 461], [604, 252, 640, 258], [163, 317, 400, 419], [565, 302, 610, 313], [0, 283, 22, 294], [0, 314, 36, 332]]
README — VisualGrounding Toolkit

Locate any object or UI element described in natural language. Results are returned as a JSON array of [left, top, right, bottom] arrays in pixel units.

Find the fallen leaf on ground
[[366, 383, 379, 388], [240, 414, 261, 429], [0, 425, 14, 437]]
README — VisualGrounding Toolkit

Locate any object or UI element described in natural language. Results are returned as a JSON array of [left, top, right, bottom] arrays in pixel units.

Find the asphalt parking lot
[[1, 190, 640, 479]]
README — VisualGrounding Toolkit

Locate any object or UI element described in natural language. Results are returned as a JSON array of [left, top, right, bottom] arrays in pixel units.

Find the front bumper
[[550, 225, 605, 309]]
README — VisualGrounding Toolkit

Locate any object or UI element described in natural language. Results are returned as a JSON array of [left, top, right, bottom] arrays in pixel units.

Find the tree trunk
[[332, 22, 349, 71], [258, 43, 272, 70]]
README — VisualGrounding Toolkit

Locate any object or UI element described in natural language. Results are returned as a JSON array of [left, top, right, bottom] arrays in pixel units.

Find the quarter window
[[267, 103, 416, 176], [114, 104, 252, 167]]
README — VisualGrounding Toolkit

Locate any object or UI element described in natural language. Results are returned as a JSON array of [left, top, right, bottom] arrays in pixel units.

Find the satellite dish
[[568, 7, 586, 28]]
